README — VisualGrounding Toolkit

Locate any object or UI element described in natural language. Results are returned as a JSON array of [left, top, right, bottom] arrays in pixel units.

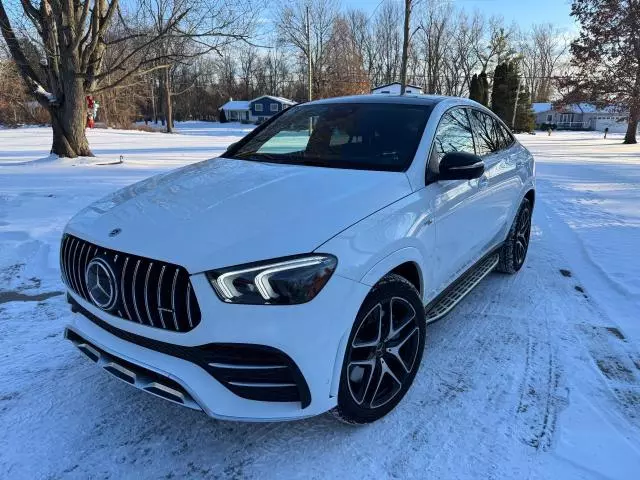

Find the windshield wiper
[[229, 152, 287, 163]]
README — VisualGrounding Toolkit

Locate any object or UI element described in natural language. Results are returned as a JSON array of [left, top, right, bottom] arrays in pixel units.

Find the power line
[[367, 0, 387, 21]]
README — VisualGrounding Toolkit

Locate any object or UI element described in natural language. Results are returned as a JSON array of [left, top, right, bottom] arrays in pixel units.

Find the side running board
[[425, 253, 499, 323]]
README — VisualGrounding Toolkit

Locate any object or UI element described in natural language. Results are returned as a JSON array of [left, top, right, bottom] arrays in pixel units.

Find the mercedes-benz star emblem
[[109, 228, 122, 237], [85, 257, 118, 311]]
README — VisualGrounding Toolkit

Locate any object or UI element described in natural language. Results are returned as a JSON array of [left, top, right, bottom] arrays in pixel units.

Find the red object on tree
[[86, 96, 95, 128]]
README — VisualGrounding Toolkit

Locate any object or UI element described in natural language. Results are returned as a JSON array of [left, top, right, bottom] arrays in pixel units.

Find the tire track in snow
[[505, 251, 565, 452], [531, 197, 640, 461], [515, 329, 562, 451]]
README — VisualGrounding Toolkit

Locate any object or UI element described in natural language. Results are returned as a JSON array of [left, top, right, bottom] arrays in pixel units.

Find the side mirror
[[227, 141, 238, 151], [439, 152, 484, 181]]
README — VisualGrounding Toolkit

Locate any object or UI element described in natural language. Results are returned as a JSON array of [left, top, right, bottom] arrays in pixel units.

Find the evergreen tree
[[514, 87, 535, 132], [479, 72, 490, 106], [219, 108, 228, 123], [469, 74, 482, 103], [491, 61, 519, 126]]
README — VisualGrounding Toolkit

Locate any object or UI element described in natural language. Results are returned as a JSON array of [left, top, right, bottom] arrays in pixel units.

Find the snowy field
[[1, 122, 639, 479]]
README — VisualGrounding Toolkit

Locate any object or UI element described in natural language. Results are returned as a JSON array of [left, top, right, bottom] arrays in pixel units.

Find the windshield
[[227, 103, 434, 172]]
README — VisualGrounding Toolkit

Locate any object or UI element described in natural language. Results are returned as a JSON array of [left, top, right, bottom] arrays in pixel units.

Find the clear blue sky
[[347, 0, 575, 30]]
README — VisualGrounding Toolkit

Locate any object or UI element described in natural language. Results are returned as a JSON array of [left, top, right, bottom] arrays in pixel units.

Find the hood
[[65, 158, 412, 272]]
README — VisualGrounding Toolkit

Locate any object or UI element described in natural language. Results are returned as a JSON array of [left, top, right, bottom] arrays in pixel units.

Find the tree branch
[[0, 0, 49, 105], [71, 0, 92, 50], [90, 62, 171, 92]]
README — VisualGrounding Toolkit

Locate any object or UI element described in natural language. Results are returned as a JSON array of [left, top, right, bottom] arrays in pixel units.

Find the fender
[[360, 246, 427, 296], [500, 146, 536, 241], [329, 246, 427, 399], [506, 182, 536, 235]]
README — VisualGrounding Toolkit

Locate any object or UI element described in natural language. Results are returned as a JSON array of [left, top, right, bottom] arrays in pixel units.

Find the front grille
[[61, 234, 201, 332]]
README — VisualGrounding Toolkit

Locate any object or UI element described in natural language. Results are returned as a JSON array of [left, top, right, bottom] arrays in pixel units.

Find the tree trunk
[[399, 0, 411, 95], [163, 68, 173, 133], [624, 117, 638, 144], [623, 104, 638, 144], [50, 79, 92, 157], [150, 77, 156, 123]]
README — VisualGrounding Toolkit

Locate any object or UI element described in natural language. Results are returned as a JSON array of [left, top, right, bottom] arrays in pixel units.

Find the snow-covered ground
[[1, 123, 639, 479]]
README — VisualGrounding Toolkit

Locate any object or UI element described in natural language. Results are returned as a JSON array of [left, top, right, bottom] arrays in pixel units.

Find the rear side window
[[497, 123, 515, 149], [429, 108, 475, 174], [431, 108, 475, 156], [469, 109, 502, 156]]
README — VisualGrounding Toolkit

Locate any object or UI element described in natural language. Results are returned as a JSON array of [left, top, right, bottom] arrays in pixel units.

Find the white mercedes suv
[[62, 95, 534, 424]]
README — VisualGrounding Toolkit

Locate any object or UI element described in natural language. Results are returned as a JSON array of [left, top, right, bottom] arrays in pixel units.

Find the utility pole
[[400, 0, 412, 95], [511, 75, 522, 130], [306, 5, 312, 102]]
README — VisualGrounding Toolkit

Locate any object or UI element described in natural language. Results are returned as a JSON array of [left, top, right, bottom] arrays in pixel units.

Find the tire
[[496, 197, 532, 274], [332, 274, 426, 425]]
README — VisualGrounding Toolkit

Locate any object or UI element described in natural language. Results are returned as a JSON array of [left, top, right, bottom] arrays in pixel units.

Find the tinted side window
[[497, 123, 514, 149], [469, 110, 501, 156], [430, 108, 475, 172]]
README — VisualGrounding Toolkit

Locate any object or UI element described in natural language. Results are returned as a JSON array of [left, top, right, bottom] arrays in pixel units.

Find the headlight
[[206, 254, 337, 305]]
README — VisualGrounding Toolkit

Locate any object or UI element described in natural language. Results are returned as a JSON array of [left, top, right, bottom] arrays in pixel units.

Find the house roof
[[532, 102, 552, 114], [371, 82, 424, 92], [534, 102, 625, 115], [250, 95, 297, 106], [560, 103, 622, 114], [219, 100, 249, 111]]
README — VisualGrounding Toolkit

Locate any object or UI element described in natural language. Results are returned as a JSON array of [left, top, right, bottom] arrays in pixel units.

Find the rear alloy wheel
[[332, 274, 425, 424], [497, 198, 532, 274]]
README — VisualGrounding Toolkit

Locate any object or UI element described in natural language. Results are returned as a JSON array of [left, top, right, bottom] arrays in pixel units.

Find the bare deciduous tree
[[519, 23, 568, 102], [324, 15, 369, 97], [238, 45, 258, 100], [374, 1, 402, 86], [0, 0, 257, 155], [346, 9, 379, 87], [415, 1, 450, 94], [475, 17, 517, 75], [137, 0, 257, 132], [275, 0, 338, 99]]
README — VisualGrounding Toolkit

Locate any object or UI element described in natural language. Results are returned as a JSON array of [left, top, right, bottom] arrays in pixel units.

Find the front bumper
[[65, 272, 370, 421]]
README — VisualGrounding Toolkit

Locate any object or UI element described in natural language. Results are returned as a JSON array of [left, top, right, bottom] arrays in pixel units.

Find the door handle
[[478, 176, 489, 189]]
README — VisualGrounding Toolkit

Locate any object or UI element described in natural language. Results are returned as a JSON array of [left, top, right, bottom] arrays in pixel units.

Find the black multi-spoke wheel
[[497, 197, 533, 274], [333, 274, 425, 424]]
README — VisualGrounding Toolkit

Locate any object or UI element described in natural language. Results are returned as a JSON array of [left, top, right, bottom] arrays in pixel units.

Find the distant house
[[249, 95, 296, 123], [533, 102, 636, 133], [371, 82, 423, 95], [219, 100, 250, 122], [219, 95, 296, 123]]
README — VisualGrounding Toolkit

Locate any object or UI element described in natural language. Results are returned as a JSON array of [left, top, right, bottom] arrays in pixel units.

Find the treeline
[[147, 0, 568, 130], [0, 0, 568, 150]]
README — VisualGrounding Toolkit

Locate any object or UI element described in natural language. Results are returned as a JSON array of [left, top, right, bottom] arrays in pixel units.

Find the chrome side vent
[[202, 344, 311, 405]]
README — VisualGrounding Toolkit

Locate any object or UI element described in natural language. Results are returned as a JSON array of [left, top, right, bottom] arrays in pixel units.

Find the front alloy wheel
[[333, 274, 426, 424]]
